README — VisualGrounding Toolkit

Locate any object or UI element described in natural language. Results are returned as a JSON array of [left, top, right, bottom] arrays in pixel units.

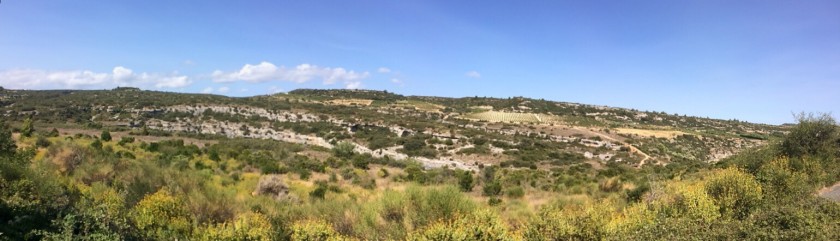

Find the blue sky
[[1, 1, 838, 124]]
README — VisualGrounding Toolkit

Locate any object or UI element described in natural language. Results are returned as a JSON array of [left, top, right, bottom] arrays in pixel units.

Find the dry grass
[[393, 100, 445, 112], [326, 99, 374, 106], [614, 128, 688, 139]]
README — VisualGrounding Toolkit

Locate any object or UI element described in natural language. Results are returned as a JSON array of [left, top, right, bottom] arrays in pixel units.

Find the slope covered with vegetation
[[1, 88, 837, 240]]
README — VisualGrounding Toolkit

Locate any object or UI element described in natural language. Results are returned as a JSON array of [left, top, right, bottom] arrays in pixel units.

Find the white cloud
[[345, 81, 362, 89], [465, 71, 481, 79], [378, 67, 391, 73], [154, 75, 191, 88], [217, 86, 230, 93], [212, 61, 370, 87], [390, 78, 402, 84], [112, 66, 134, 83], [0, 66, 191, 89], [201, 87, 214, 93]]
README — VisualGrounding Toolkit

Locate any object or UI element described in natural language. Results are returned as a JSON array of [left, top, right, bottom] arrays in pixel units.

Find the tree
[[101, 130, 112, 141], [0, 122, 16, 156], [21, 117, 34, 137], [781, 112, 838, 158], [457, 171, 475, 192]]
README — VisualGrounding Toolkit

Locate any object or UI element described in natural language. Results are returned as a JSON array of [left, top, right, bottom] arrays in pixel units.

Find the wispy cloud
[[465, 70, 481, 79], [0, 66, 191, 89], [378, 67, 391, 73], [212, 62, 370, 87]]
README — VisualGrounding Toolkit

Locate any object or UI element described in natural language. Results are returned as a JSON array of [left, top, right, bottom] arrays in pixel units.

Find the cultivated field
[[325, 98, 374, 106], [614, 128, 688, 139], [393, 100, 445, 112], [462, 111, 561, 124]]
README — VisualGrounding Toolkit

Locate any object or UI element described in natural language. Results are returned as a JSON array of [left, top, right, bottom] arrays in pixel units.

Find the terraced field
[[462, 111, 561, 123]]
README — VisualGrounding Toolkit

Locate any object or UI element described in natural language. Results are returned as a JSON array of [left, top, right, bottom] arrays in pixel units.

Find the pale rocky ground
[[146, 118, 480, 171], [134, 104, 760, 171]]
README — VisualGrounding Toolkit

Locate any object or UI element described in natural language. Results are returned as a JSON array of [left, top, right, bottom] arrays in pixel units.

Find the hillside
[[0, 88, 783, 168], [2, 87, 839, 240]]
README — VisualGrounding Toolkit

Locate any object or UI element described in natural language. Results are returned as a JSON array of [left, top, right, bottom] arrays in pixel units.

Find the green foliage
[[407, 210, 519, 241], [704, 168, 763, 219], [524, 201, 614, 241], [333, 141, 356, 159], [1, 90, 837, 240], [666, 183, 721, 222], [755, 157, 812, 202], [781, 113, 838, 158], [506, 186, 525, 198], [131, 189, 193, 240], [403, 186, 477, 229], [351, 154, 370, 169], [100, 130, 112, 141], [48, 128, 59, 137], [117, 136, 134, 146], [405, 164, 427, 184], [90, 139, 102, 150], [21, 117, 34, 137], [40, 184, 134, 241], [483, 181, 502, 196], [310, 183, 328, 199], [457, 171, 475, 192], [35, 135, 51, 148], [195, 212, 275, 241], [0, 122, 16, 156]]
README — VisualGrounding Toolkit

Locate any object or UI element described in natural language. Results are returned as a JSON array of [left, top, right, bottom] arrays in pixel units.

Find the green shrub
[[35, 135, 52, 148], [407, 210, 518, 241], [457, 171, 474, 192], [21, 117, 34, 137], [101, 130, 112, 141], [118, 136, 135, 146], [705, 168, 763, 219], [483, 182, 502, 196], [131, 189, 193, 240], [781, 113, 837, 158], [90, 139, 103, 150], [333, 141, 356, 159], [506, 186, 525, 198]]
